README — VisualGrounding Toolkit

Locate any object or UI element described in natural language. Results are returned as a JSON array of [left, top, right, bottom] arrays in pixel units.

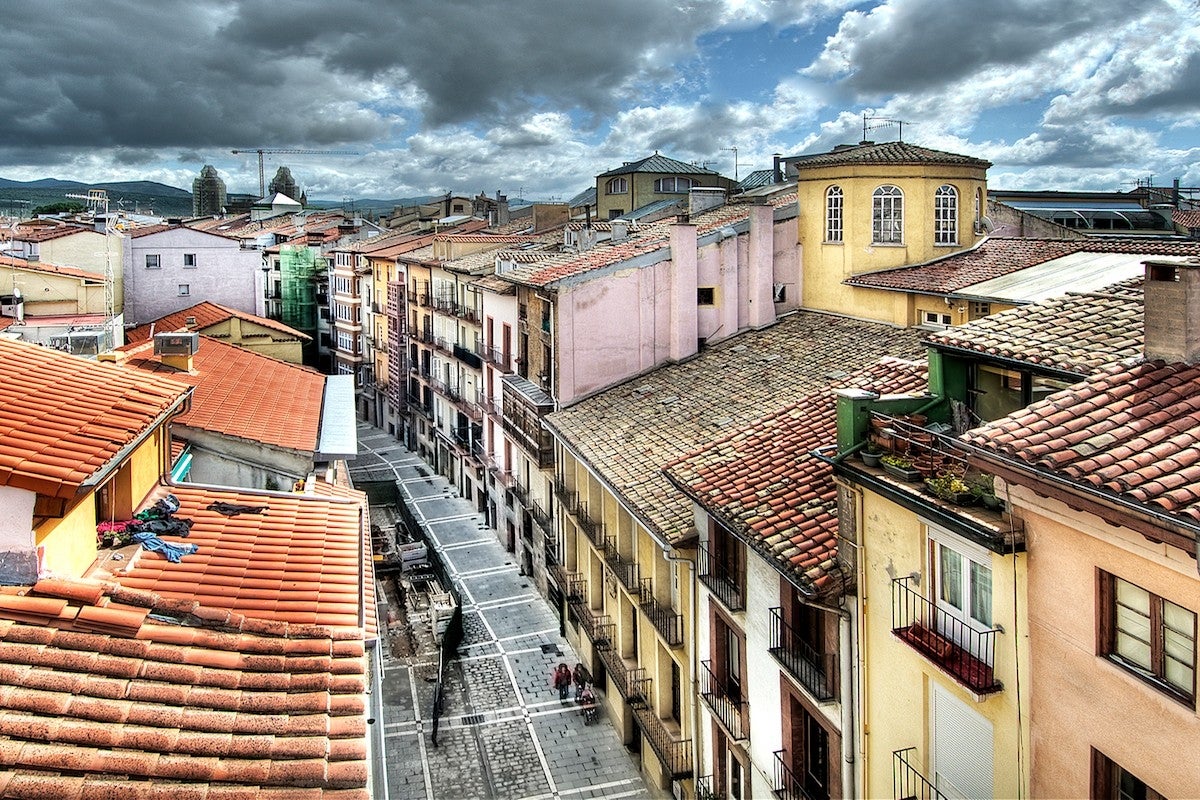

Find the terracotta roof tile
[[0, 339, 190, 499], [125, 301, 311, 344], [115, 335, 325, 452], [0, 577, 368, 795], [788, 141, 992, 170], [966, 359, 1200, 527], [547, 312, 927, 547]]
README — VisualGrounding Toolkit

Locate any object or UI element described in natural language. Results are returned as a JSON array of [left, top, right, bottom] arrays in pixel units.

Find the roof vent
[[154, 331, 199, 356], [184, 316, 197, 326]]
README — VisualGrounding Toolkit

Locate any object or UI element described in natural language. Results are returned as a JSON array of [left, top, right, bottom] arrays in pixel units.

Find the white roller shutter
[[932, 684, 994, 799]]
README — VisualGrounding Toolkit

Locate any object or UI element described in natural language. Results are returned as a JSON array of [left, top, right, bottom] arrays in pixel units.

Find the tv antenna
[[862, 114, 907, 143], [724, 146, 739, 181], [65, 189, 116, 348], [230, 148, 359, 198]]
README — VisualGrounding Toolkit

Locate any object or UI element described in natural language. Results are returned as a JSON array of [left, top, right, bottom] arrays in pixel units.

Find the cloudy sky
[[2, 0, 1198, 201]]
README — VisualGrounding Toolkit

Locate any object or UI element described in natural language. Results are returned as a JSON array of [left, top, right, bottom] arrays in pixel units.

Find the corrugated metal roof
[[959, 250, 1190, 304]]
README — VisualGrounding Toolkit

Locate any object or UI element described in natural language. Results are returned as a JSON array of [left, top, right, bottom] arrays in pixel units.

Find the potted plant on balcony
[[971, 473, 1001, 509], [881, 454, 922, 482], [861, 443, 883, 467], [925, 473, 976, 505]]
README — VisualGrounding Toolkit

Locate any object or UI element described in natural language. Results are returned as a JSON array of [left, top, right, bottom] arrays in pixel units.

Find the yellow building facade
[[791, 142, 990, 325]]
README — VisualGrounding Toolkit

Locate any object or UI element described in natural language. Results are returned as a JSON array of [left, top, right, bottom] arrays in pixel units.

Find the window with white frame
[[1102, 572, 1195, 703], [929, 529, 994, 644], [825, 185, 843, 243], [183, 253, 197, 268], [145, 254, 161, 269], [655, 176, 696, 193], [606, 177, 627, 194], [934, 185, 958, 245], [922, 310, 952, 328], [872, 185, 903, 244]]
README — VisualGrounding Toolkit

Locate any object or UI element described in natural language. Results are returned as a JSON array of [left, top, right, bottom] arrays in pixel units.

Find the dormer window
[[654, 176, 695, 193], [872, 185, 903, 244], [606, 177, 628, 195]]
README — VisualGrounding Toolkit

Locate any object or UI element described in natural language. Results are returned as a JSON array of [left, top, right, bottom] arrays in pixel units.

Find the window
[[872, 185, 903, 244], [697, 286, 715, 305], [606, 177, 627, 194], [1101, 572, 1196, 702], [607, 209, 624, 220], [825, 185, 843, 242], [145, 254, 161, 269], [922, 310, 952, 328], [1093, 750, 1168, 800], [177, 284, 190, 296], [969, 301, 991, 320], [934, 185, 958, 245], [183, 253, 197, 268], [934, 539, 992, 630], [654, 176, 695, 193]]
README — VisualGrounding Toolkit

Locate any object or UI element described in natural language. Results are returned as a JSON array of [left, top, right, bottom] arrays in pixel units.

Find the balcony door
[[930, 529, 993, 656]]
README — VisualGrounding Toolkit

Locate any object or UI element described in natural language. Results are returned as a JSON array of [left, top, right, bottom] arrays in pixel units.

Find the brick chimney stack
[[1144, 257, 1200, 364]]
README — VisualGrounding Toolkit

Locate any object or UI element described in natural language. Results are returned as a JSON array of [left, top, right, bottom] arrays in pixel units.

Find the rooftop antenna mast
[[862, 113, 907, 143], [724, 146, 739, 181], [65, 189, 116, 348]]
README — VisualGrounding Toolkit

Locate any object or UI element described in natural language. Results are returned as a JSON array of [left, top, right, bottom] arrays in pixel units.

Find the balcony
[[554, 481, 580, 515], [893, 747, 947, 800], [638, 577, 683, 647], [699, 660, 748, 741], [595, 638, 646, 705], [698, 543, 744, 612], [696, 775, 723, 800], [548, 566, 579, 597], [773, 750, 820, 800], [577, 504, 606, 548], [484, 346, 513, 373], [630, 676, 692, 778], [529, 500, 551, 532], [891, 577, 1002, 694], [511, 480, 529, 506], [768, 607, 836, 702], [544, 531, 560, 568], [602, 537, 639, 593], [569, 594, 610, 650]]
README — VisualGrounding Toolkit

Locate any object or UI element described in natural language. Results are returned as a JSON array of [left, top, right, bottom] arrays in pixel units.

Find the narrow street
[[352, 422, 657, 800]]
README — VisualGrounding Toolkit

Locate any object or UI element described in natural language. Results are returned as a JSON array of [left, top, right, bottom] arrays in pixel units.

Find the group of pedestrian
[[552, 662, 598, 723]]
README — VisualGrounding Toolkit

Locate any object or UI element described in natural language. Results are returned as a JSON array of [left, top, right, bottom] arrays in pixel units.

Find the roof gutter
[[78, 386, 194, 498], [929, 342, 1089, 383]]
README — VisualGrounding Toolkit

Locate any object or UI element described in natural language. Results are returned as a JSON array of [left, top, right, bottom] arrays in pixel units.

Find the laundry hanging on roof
[[133, 532, 199, 563], [206, 501, 269, 516], [134, 494, 181, 522]]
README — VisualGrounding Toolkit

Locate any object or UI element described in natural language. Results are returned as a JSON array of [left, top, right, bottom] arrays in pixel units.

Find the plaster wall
[[1013, 488, 1200, 799], [124, 228, 260, 325]]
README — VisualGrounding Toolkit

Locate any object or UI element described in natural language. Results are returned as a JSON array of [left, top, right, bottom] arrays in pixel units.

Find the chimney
[[773, 153, 783, 184], [669, 217, 698, 363], [1144, 258, 1200, 363], [747, 200, 775, 329], [154, 331, 200, 372]]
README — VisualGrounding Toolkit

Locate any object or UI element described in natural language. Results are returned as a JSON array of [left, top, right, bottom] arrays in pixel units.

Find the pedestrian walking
[[580, 685, 598, 725], [572, 662, 590, 702], [552, 662, 572, 701]]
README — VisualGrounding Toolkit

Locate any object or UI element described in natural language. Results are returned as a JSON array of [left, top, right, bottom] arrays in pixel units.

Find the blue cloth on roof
[[133, 531, 199, 563]]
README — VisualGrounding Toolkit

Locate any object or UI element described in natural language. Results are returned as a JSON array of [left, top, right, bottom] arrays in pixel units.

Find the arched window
[[934, 184, 958, 245], [654, 176, 695, 193], [872, 185, 903, 244], [825, 185, 843, 243], [606, 177, 628, 195]]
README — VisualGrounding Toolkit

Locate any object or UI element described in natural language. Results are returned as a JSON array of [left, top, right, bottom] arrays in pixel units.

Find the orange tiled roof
[[0, 339, 190, 500], [845, 237, 1200, 295], [964, 359, 1200, 528], [1174, 209, 1200, 229], [10, 224, 95, 243], [124, 301, 311, 344], [117, 336, 325, 452], [109, 483, 373, 633], [665, 358, 928, 595], [0, 254, 102, 283], [0, 576, 368, 798]]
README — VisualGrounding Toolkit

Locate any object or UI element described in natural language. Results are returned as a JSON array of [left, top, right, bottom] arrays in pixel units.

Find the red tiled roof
[[0, 254, 101, 282], [125, 223, 178, 239], [0, 339, 190, 500], [124, 301, 310, 344], [788, 141, 992, 169], [117, 336, 325, 452], [964, 359, 1200, 527], [665, 358, 928, 595], [110, 483, 373, 633], [926, 278, 1144, 376], [846, 237, 1200, 294], [11, 224, 95, 243], [1174, 209, 1200, 229], [0, 577, 369, 797]]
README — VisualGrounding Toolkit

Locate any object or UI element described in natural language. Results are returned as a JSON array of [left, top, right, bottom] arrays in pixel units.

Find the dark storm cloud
[[823, 0, 1162, 97], [0, 0, 728, 156]]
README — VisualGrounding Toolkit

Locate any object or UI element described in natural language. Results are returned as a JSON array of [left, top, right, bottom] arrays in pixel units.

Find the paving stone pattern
[[354, 423, 656, 800]]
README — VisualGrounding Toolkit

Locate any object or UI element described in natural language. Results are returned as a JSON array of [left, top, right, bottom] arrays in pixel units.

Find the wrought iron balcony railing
[[595, 642, 645, 705], [602, 537, 639, 593], [577, 505, 606, 548], [638, 577, 683, 647], [891, 577, 1002, 694], [768, 607, 837, 702], [772, 750, 819, 800], [699, 660, 748, 741], [696, 775, 723, 800], [529, 500, 552, 532], [629, 676, 692, 778], [893, 747, 948, 800], [697, 542, 745, 612]]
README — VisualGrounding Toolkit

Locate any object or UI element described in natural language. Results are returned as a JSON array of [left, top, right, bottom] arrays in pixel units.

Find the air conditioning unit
[[153, 331, 199, 356]]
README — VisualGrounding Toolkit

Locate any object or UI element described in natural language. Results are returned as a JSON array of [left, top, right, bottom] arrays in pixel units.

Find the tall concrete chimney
[[747, 200, 775, 330], [1144, 257, 1200, 363], [670, 218, 699, 363]]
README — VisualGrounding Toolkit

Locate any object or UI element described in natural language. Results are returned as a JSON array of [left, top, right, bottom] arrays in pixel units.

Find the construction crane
[[230, 148, 359, 198]]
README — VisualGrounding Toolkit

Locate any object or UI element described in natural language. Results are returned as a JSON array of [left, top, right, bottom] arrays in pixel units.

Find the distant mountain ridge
[[0, 177, 191, 196]]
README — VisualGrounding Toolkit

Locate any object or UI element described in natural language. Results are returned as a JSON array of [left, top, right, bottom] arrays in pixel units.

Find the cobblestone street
[[352, 423, 656, 800]]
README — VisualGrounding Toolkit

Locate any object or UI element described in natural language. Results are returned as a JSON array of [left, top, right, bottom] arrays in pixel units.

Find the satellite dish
[[974, 215, 994, 234]]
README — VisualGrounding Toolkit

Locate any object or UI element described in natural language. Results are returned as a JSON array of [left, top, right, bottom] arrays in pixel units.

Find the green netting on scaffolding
[[280, 245, 320, 335]]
